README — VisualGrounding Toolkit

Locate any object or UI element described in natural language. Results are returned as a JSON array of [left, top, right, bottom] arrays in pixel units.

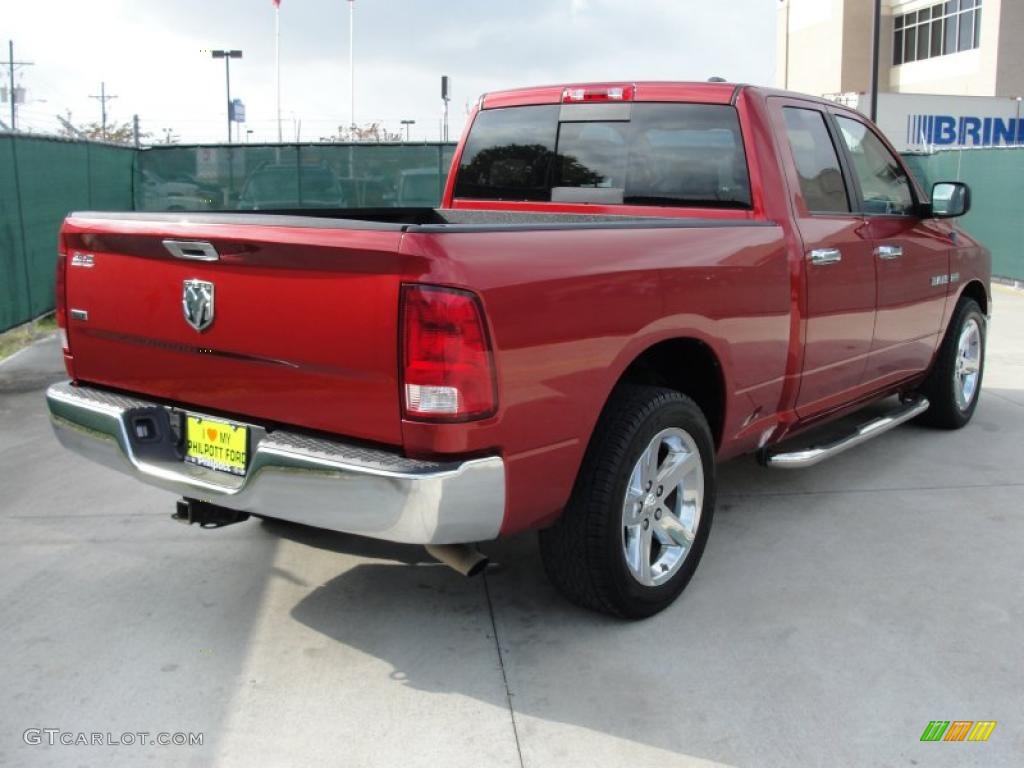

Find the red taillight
[[562, 84, 635, 103], [55, 243, 69, 355], [401, 284, 497, 421]]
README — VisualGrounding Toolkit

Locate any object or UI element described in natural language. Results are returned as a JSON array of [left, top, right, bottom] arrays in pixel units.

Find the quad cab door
[[829, 112, 950, 389], [770, 98, 876, 418]]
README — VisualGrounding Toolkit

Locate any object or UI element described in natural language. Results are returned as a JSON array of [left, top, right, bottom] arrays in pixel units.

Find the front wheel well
[[959, 280, 988, 316], [616, 338, 725, 448]]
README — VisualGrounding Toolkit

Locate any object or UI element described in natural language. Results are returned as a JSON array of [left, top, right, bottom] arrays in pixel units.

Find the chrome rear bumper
[[45, 382, 505, 544]]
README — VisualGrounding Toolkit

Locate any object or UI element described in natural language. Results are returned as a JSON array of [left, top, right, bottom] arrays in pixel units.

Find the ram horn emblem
[[182, 279, 215, 332]]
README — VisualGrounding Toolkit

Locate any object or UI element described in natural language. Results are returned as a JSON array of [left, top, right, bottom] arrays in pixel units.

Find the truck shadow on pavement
[[273, 386, 1024, 763], [279, 510, 751, 762]]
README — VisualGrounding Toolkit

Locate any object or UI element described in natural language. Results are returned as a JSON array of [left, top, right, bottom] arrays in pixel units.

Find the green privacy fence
[[1, 134, 134, 332], [3, 137, 1021, 333], [904, 147, 1024, 281], [0, 138, 456, 332], [134, 143, 457, 212]]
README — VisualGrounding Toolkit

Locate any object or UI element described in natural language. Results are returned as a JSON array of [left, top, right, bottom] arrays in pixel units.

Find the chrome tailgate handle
[[875, 244, 903, 260], [163, 240, 219, 261], [809, 248, 842, 266]]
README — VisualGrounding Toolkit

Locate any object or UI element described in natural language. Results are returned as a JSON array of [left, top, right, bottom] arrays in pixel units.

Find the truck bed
[[60, 207, 780, 461]]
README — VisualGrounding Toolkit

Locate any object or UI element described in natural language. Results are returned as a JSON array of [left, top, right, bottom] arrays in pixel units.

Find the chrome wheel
[[621, 427, 704, 587], [954, 317, 982, 411]]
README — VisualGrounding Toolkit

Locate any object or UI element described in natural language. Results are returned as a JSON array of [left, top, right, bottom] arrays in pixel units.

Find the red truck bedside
[[47, 82, 990, 618]]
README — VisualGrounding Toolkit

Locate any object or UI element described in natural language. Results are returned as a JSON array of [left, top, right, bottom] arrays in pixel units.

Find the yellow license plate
[[184, 415, 248, 475]]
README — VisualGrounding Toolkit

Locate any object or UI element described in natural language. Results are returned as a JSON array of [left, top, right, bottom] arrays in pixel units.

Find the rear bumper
[[45, 382, 505, 545]]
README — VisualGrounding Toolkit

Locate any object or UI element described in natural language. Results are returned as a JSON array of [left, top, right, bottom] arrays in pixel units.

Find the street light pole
[[401, 119, 415, 141], [783, 0, 790, 89], [441, 75, 450, 142], [7, 40, 13, 131], [210, 49, 243, 143]]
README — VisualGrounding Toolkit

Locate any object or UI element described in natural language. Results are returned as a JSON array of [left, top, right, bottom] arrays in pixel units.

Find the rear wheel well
[[960, 280, 988, 316], [616, 339, 725, 448]]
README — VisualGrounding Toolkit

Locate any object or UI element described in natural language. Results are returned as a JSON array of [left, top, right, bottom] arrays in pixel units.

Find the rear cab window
[[453, 102, 752, 210]]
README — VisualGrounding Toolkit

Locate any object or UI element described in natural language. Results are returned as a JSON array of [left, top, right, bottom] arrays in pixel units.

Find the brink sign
[[907, 114, 1024, 148]]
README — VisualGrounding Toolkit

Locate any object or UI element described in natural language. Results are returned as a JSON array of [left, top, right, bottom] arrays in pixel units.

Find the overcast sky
[[7, 0, 778, 143]]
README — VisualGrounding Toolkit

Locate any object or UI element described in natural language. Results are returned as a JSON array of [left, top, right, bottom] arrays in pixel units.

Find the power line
[[57, 113, 86, 139]]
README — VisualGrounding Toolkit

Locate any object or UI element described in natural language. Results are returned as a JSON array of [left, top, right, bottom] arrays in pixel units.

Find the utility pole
[[869, 0, 881, 122], [132, 114, 140, 147], [5, 40, 34, 132], [89, 81, 117, 140], [401, 119, 415, 141]]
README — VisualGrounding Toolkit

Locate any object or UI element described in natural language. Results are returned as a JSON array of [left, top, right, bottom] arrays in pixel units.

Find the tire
[[539, 385, 716, 619], [915, 298, 986, 429]]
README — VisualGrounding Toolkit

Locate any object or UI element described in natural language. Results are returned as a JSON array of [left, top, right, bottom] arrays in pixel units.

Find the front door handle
[[875, 244, 903, 260], [809, 248, 842, 266]]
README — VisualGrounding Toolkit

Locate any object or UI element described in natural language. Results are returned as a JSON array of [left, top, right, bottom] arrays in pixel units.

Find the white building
[[776, 0, 1024, 149]]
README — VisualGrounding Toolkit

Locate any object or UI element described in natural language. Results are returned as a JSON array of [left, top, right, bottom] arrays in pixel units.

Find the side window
[[781, 107, 850, 214], [834, 115, 916, 216]]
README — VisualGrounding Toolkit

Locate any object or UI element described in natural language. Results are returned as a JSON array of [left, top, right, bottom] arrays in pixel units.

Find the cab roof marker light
[[561, 85, 635, 103]]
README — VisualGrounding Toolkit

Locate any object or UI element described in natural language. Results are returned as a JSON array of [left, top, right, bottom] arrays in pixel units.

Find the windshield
[[454, 102, 752, 208]]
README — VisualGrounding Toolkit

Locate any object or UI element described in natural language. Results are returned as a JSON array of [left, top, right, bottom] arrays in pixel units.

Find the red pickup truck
[[47, 82, 989, 618]]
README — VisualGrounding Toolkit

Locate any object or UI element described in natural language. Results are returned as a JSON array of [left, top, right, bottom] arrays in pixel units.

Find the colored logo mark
[[920, 721, 997, 742]]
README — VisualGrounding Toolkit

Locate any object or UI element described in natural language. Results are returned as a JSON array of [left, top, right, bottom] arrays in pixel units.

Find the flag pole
[[275, 0, 282, 143], [349, 0, 355, 133]]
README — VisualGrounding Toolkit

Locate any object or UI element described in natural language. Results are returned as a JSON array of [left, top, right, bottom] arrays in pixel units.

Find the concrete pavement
[[1, 290, 1022, 767]]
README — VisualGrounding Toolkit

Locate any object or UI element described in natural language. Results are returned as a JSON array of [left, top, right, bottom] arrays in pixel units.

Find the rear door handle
[[875, 244, 903, 260], [809, 248, 842, 266]]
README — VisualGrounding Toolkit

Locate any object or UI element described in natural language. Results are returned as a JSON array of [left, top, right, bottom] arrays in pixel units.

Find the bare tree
[[333, 122, 403, 142], [57, 117, 149, 145]]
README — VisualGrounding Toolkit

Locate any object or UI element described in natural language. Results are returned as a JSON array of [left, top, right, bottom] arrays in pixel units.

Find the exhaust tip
[[464, 555, 489, 578], [425, 544, 489, 577]]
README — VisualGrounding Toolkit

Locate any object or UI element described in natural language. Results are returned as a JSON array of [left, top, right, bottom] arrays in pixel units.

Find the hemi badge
[[71, 252, 95, 268], [70, 309, 89, 321]]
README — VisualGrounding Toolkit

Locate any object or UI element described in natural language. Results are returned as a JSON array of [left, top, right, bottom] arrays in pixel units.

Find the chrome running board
[[761, 397, 930, 469]]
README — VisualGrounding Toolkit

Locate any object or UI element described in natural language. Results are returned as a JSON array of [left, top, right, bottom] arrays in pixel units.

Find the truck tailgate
[[61, 214, 409, 446]]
